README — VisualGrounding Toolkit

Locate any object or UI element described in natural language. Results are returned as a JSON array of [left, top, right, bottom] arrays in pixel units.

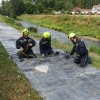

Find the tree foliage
[[0, 0, 100, 18], [9, 0, 25, 18], [24, 1, 35, 14]]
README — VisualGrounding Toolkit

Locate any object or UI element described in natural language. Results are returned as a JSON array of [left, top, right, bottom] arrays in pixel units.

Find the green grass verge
[[0, 42, 42, 100]]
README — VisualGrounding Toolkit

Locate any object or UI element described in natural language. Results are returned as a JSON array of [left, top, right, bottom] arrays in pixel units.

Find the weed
[[0, 42, 42, 100]]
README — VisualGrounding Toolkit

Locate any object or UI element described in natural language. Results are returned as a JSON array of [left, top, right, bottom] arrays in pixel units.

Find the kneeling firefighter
[[68, 33, 91, 67], [39, 32, 54, 57], [16, 29, 36, 59]]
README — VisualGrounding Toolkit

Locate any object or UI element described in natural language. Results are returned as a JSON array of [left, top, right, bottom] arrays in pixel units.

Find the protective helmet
[[43, 32, 51, 39], [22, 29, 29, 35], [68, 33, 76, 39]]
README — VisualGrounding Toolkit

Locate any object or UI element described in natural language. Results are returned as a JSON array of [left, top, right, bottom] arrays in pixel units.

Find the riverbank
[[0, 15, 42, 100], [18, 14, 100, 39], [0, 15, 100, 68], [0, 13, 100, 100], [0, 42, 42, 100], [1, 22, 100, 100]]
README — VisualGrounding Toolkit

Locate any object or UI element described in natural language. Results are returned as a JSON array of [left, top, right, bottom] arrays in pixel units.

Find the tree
[[0, 0, 10, 16], [37, 3, 44, 13], [54, 1, 63, 10], [24, 1, 35, 14], [65, 1, 74, 12], [9, 0, 25, 18]]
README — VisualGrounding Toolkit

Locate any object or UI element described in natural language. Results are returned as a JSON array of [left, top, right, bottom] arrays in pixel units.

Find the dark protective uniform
[[16, 36, 36, 59], [70, 39, 89, 67], [39, 38, 54, 57]]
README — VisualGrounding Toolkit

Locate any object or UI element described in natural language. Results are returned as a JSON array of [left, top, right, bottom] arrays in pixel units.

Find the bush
[[15, 22, 22, 27], [28, 27, 38, 33], [5, 17, 22, 27], [89, 45, 100, 54], [62, 15, 70, 21], [52, 10, 55, 15], [5, 17, 15, 23]]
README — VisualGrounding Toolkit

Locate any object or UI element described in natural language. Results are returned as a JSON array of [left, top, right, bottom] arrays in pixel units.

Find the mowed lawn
[[0, 42, 42, 100]]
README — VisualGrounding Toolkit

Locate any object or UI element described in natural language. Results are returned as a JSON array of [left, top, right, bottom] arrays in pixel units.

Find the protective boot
[[88, 57, 92, 64]]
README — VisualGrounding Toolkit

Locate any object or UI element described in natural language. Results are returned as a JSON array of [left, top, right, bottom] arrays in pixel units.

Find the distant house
[[81, 9, 91, 14], [91, 4, 100, 14], [55, 11, 61, 15], [72, 7, 81, 14]]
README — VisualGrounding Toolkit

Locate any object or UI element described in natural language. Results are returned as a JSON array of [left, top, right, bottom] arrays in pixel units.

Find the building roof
[[72, 7, 81, 12]]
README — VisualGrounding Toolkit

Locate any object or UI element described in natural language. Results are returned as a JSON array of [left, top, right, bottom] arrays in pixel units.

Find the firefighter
[[39, 32, 54, 57], [16, 29, 36, 59], [68, 32, 91, 67]]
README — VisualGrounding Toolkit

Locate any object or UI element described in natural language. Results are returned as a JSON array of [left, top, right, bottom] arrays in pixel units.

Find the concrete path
[[0, 23, 100, 100]]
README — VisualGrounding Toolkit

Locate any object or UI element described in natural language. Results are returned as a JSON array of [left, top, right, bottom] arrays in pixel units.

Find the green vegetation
[[18, 14, 100, 39], [1, 14, 100, 99], [90, 45, 100, 55], [28, 26, 38, 33], [17, 14, 100, 68], [51, 39, 100, 69], [0, 15, 23, 31], [0, 42, 42, 100], [1, 14, 100, 68], [0, 0, 100, 18]]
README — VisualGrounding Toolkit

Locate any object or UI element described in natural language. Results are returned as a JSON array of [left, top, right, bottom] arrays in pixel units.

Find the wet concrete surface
[[0, 22, 100, 100]]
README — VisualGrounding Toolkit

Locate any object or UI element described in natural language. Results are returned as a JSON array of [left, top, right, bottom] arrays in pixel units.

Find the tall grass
[[89, 45, 100, 55], [18, 14, 100, 39], [0, 42, 42, 100], [0, 15, 23, 31]]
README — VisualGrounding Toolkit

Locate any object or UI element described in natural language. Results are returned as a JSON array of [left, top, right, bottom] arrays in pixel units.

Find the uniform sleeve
[[31, 39, 36, 47], [39, 40, 44, 55], [16, 38, 21, 49], [70, 45, 76, 55]]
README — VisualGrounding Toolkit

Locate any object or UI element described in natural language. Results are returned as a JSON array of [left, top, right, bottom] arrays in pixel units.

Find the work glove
[[65, 53, 70, 59], [42, 54, 45, 58], [75, 54, 80, 59]]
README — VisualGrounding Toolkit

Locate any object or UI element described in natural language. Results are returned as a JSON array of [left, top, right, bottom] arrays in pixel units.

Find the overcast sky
[[0, 0, 9, 4], [0, 0, 2, 3]]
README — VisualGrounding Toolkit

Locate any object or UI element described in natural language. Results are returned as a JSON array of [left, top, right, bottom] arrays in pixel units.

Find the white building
[[81, 9, 90, 14], [55, 11, 61, 15], [91, 4, 100, 14]]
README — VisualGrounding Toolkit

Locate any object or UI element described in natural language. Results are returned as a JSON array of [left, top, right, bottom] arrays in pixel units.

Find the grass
[[18, 14, 100, 39], [0, 42, 42, 100], [0, 15, 23, 31], [89, 45, 100, 55], [51, 38, 100, 68], [0, 14, 100, 99], [1, 14, 100, 68], [17, 14, 100, 68], [30, 32, 100, 69]]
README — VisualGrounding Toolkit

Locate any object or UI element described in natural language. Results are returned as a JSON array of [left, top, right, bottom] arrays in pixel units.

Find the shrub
[[5, 17, 15, 23], [62, 15, 70, 21], [28, 26, 38, 33], [89, 45, 100, 54], [15, 22, 22, 26]]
